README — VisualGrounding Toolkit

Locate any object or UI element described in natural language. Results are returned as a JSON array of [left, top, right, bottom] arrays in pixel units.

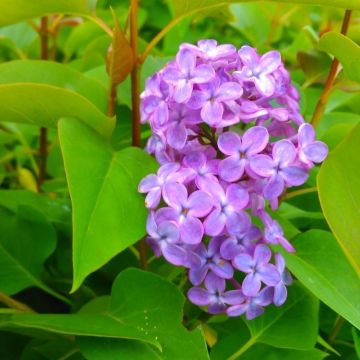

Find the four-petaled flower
[[233, 244, 280, 296], [162, 49, 215, 103], [188, 272, 243, 314], [218, 126, 269, 182]]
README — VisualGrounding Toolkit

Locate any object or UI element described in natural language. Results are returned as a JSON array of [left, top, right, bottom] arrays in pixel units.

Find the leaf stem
[[311, 9, 352, 128], [38, 16, 49, 191], [227, 338, 255, 360], [281, 186, 317, 201], [107, 83, 117, 117], [328, 316, 345, 344], [0, 292, 35, 313]]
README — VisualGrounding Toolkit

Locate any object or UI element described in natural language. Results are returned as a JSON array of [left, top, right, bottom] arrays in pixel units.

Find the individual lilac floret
[[204, 181, 249, 236], [162, 49, 215, 103], [234, 46, 281, 97], [159, 183, 213, 244], [233, 244, 280, 296], [189, 237, 234, 286], [250, 139, 308, 200], [146, 212, 188, 267], [188, 273, 243, 314], [138, 162, 191, 208], [139, 40, 329, 321], [181, 39, 236, 61], [188, 76, 243, 127], [220, 212, 262, 260], [227, 286, 274, 320], [218, 126, 269, 182], [297, 123, 328, 167]]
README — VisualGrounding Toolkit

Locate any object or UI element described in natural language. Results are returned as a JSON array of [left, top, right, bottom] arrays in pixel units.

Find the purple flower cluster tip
[[139, 40, 328, 320]]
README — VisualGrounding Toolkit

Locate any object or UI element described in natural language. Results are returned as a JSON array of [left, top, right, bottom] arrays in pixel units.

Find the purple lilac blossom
[[138, 40, 328, 320]]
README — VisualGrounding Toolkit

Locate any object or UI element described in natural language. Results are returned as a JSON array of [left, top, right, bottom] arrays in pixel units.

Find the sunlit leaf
[[58, 119, 158, 291]]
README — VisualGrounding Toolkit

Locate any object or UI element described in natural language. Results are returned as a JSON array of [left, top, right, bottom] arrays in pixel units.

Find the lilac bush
[[139, 40, 328, 320]]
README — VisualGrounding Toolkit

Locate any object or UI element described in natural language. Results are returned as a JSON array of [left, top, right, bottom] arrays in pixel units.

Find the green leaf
[[0, 269, 209, 359], [282, 230, 360, 330], [0, 60, 108, 112], [223, 283, 318, 359], [172, 1, 360, 19], [0, 83, 114, 138], [319, 32, 360, 83], [106, 9, 134, 86], [0, 205, 65, 300], [58, 119, 158, 291], [0, 0, 91, 26], [318, 123, 360, 277]]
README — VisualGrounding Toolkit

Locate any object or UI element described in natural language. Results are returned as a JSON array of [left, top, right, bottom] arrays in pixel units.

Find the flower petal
[[173, 80, 193, 103], [222, 290, 244, 305], [281, 166, 308, 186], [180, 216, 204, 244], [233, 253, 254, 273], [254, 244, 272, 264], [176, 49, 195, 73], [205, 272, 226, 293], [242, 273, 261, 296], [298, 123, 315, 147], [216, 82, 243, 102], [201, 101, 223, 126], [242, 126, 269, 156], [226, 184, 249, 211], [211, 259, 234, 279], [219, 156, 245, 182], [274, 283, 288, 306], [138, 174, 159, 193], [272, 139, 296, 166], [259, 50, 281, 74], [254, 74, 275, 97], [263, 174, 285, 199], [188, 287, 212, 306], [162, 244, 188, 266], [162, 182, 187, 209], [303, 142, 328, 163], [249, 154, 274, 177], [218, 131, 241, 155], [258, 264, 281, 286], [227, 303, 248, 317], [191, 64, 215, 83], [167, 122, 187, 150], [188, 191, 213, 218], [204, 208, 227, 236]]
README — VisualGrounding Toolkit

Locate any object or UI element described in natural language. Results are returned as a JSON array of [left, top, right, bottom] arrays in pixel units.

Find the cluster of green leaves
[[0, 0, 359, 359]]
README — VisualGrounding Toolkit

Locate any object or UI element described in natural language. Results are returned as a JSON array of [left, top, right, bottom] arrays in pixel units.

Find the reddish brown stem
[[38, 17, 49, 191], [107, 83, 117, 117], [311, 10, 352, 128]]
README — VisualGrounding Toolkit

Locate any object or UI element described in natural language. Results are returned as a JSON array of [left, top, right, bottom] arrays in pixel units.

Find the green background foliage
[[0, 0, 359, 359]]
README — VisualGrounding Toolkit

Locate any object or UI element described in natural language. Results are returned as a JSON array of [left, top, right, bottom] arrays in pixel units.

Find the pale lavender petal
[[167, 122, 187, 149], [238, 46, 258, 68], [218, 131, 241, 155], [298, 123, 315, 147], [219, 156, 245, 182], [303, 142, 328, 163], [176, 49, 195, 73], [183, 151, 207, 170], [272, 139, 297, 166], [275, 253, 285, 273], [138, 174, 159, 193], [264, 174, 285, 199], [216, 82, 243, 101], [242, 126, 269, 156], [162, 67, 183, 82], [208, 236, 223, 255], [208, 303, 227, 314], [256, 286, 274, 306], [191, 64, 215, 83], [211, 260, 234, 279], [162, 183, 187, 209], [220, 238, 240, 260], [205, 272, 226, 293], [201, 101, 223, 126], [157, 221, 179, 243], [281, 166, 308, 186], [254, 244, 272, 264], [204, 208, 226, 236], [145, 189, 161, 208], [233, 253, 254, 272], [180, 216, 204, 244], [155, 207, 179, 223], [188, 191, 213, 217], [254, 74, 275, 97], [146, 212, 158, 238], [187, 90, 209, 109], [249, 154, 274, 177], [258, 264, 281, 286], [222, 290, 244, 305], [188, 288, 211, 306], [154, 101, 169, 127], [227, 303, 247, 317], [246, 304, 264, 320], [226, 184, 249, 211], [158, 162, 179, 178], [162, 244, 188, 266], [189, 265, 209, 286], [274, 283, 287, 306], [173, 80, 193, 103], [259, 51, 281, 74], [242, 273, 261, 296]]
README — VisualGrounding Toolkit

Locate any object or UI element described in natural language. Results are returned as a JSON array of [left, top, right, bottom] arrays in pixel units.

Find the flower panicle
[[138, 40, 328, 320]]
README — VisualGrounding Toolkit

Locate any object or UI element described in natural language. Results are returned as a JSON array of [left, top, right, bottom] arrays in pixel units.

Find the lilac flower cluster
[[139, 40, 328, 320]]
